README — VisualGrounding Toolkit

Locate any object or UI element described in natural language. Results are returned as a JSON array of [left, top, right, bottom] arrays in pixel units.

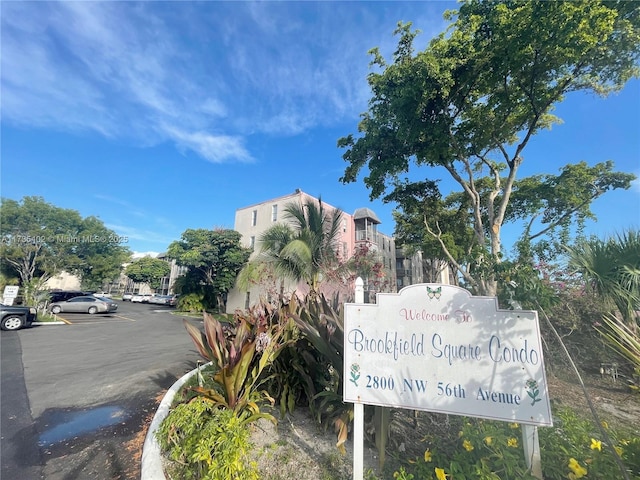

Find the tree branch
[[424, 215, 476, 287], [528, 186, 602, 241]]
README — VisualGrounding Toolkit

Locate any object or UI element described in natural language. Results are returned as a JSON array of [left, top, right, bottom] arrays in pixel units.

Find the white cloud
[[1, 2, 239, 161], [1, 1, 451, 158], [201, 98, 228, 118], [132, 251, 161, 259], [163, 127, 253, 164], [105, 223, 175, 249]]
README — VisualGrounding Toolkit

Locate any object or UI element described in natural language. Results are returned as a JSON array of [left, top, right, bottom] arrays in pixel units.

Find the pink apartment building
[[225, 189, 400, 312]]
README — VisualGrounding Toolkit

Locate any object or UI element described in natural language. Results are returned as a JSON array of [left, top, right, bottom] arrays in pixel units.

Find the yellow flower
[[424, 449, 433, 462], [463, 439, 474, 451], [615, 446, 624, 456], [590, 438, 602, 451], [507, 437, 518, 448], [601, 420, 609, 429], [568, 458, 588, 478], [484, 436, 493, 446], [435, 467, 448, 480], [509, 422, 519, 429]]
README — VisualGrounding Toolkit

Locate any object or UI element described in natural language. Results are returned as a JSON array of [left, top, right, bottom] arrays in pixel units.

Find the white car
[[131, 294, 153, 303], [149, 295, 165, 304]]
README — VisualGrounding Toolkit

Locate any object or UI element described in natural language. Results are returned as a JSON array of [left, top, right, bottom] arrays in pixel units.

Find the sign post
[[352, 277, 365, 480], [344, 283, 551, 479], [522, 425, 543, 477]]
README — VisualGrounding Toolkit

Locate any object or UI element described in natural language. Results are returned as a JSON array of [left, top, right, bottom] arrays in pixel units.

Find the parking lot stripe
[[57, 316, 72, 324], [113, 315, 136, 322]]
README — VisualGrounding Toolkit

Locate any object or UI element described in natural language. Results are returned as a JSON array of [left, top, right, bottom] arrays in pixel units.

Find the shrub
[[539, 406, 639, 479], [178, 293, 207, 313], [389, 407, 639, 480], [282, 293, 353, 453], [156, 397, 258, 480], [183, 305, 286, 424], [404, 417, 538, 480]]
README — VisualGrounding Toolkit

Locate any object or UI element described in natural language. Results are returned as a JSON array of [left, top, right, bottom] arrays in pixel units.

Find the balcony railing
[[355, 231, 378, 243]]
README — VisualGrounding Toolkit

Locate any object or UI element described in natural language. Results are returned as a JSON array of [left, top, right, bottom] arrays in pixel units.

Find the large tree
[[339, 1, 640, 296], [74, 216, 132, 290], [125, 256, 170, 291], [166, 229, 251, 312], [0, 196, 131, 296]]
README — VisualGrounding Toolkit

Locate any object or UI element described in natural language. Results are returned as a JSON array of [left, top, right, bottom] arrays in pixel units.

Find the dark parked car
[[49, 296, 118, 314], [0, 303, 37, 331], [49, 290, 88, 303]]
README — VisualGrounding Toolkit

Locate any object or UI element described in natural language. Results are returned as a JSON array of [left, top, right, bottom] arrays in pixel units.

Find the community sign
[[343, 284, 552, 426]]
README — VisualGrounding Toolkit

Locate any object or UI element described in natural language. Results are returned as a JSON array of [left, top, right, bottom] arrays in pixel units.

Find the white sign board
[[344, 284, 552, 426], [2, 286, 20, 305]]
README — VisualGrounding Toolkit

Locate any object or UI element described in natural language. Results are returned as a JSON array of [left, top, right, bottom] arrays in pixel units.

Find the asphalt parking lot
[[1, 301, 203, 479]]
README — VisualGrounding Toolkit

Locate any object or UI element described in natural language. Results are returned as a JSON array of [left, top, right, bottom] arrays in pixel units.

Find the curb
[[140, 362, 212, 480], [32, 321, 66, 326]]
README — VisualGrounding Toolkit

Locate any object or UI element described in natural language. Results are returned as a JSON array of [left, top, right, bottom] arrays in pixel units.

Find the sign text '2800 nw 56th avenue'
[[343, 284, 552, 426]]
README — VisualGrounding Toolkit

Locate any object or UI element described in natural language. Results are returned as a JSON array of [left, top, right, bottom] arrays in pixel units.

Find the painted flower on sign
[[525, 378, 542, 406], [349, 363, 361, 387]]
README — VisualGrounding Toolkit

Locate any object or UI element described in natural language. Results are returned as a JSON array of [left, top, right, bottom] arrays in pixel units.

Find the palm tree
[[566, 229, 640, 325], [238, 197, 344, 296], [567, 230, 640, 389]]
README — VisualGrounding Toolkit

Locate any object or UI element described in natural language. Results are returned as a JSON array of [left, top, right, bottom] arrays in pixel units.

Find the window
[[271, 204, 278, 222], [342, 220, 347, 233], [250, 236, 255, 249], [251, 210, 257, 226]]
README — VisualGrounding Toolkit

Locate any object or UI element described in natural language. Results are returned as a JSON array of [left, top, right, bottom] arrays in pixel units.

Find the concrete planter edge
[[140, 361, 212, 480]]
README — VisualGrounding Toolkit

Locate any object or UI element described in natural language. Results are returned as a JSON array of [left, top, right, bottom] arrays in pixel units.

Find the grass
[[36, 311, 62, 323]]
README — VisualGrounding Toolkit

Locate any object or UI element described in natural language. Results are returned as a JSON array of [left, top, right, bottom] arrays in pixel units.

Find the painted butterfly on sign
[[426, 286, 442, 299]]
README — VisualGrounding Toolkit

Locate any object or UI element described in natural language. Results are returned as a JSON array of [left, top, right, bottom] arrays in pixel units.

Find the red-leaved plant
[[183, 307, 285, 425]]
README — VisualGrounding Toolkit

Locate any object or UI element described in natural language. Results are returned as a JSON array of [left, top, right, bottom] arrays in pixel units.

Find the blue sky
[[2, 1, 639, 256]]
